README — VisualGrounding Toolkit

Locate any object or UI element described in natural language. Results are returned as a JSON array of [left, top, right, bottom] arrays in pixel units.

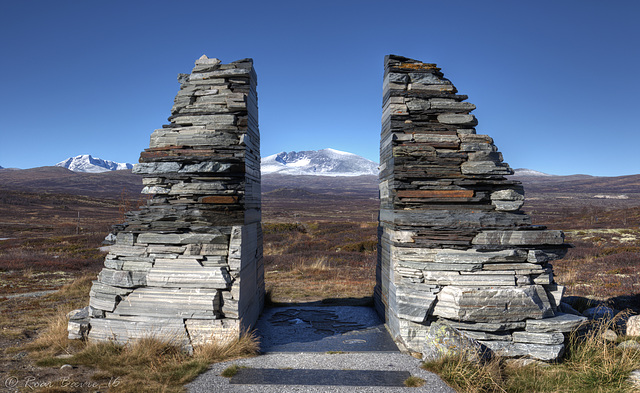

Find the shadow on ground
[[256, 299, 398, 353]]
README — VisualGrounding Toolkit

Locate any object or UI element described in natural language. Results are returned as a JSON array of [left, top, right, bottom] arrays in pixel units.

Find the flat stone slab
[[256, 306, 399, 353], [525, 312, 588, 333], [230, 368, 411, 386]]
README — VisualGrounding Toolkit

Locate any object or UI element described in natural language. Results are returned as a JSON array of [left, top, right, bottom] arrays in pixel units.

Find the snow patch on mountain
[[593, 194, 629, 200], [56, 155, 133, 173], [262, 148, 378, 176], [513, 168, 555, 177]]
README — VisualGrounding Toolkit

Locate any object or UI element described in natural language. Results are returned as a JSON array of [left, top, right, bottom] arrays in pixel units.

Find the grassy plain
[[263, 221, 377, 303], [1, 179, 640, 391]]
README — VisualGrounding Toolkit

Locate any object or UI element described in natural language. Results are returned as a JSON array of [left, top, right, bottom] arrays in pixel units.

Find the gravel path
[[186, 352, 455, 393], [187, 305, 455, 392]]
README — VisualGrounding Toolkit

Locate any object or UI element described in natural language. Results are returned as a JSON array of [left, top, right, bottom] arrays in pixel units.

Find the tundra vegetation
[[1, 188, 639, 392]]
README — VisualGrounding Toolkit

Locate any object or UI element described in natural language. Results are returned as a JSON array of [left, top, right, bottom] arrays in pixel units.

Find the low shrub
[[339, 239, 377, 252], [262, 222, 306, 234], [220, 364, 240, 378], [404, 375, 426, 387]]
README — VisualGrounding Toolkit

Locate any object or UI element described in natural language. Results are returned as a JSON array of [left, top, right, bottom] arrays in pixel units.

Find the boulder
[[626, 315, 640, 336], [629, 370, 640, 390], [421, 322, 489, 362], [602, 329, 618, 342], [67, 306, 92, 340], [583, 306, 617, 322], [617, 340, 640, 351], [67, 306, 90, 321]]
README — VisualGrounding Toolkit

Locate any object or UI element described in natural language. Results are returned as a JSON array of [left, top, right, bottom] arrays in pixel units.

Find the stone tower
[[376, 55, 585, 361], [74, 56, 263, 349]]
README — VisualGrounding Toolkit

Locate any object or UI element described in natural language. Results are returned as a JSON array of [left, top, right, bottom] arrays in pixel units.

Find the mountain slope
[[261, 148, 378, 176], [513, 168, 554, 177], [56, 154, 133, 173]]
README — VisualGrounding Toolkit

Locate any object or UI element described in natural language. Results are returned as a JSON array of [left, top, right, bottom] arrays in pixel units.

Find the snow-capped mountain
[[261, 148, 379, 176], [513, 168, 555, 177], [56, 155, 133, 173]]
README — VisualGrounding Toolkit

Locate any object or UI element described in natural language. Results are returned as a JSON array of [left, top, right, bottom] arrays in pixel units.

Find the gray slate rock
[[473, 230, 564, 246], [512, 331, 565, 345], [421, 322, 489, 362], [525, 313, 587, 333], [433, 285, 552, 322], [480, 340, 565, 362], [583, 306, 617, 321]]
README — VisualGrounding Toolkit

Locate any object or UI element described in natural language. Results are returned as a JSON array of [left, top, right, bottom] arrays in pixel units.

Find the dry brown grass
[[263, 221, 377, 302], [423, 355, 506, 393], [31, 320, 259, 393], [193, 330, 260, 363], [554, 229, 640, 304], [25, 313, 75, 356], [292, 255, 331, 272], [423, 314, 640, 393], [61, 332, 258, 393], [12, 272, 258, 393], [24, 275, 97, 357]]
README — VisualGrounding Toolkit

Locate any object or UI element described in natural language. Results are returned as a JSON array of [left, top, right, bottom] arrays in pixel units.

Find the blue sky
[[0, 0, 638, 176]]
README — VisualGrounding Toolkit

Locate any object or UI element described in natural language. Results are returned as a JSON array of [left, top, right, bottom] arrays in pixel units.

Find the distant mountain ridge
[[261, 148, 378, 176], [513, 168, 554, 177], [2, 164, 640, 226], [0, 167, 143, 198], [56, 154, 133, 173]]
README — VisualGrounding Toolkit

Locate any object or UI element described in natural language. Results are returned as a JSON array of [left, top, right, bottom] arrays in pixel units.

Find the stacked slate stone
[[74, 56, 264, 349], [375, 55, 585, 361]]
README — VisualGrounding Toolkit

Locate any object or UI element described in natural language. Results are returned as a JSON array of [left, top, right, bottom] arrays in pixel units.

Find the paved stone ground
[[186, 306, 455, 392], [256, 306, 399, 353]]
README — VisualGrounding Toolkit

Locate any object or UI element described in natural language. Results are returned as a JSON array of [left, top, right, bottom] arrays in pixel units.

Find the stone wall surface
[[70, 56, 263, 350], [375, 55, 586, 361]]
